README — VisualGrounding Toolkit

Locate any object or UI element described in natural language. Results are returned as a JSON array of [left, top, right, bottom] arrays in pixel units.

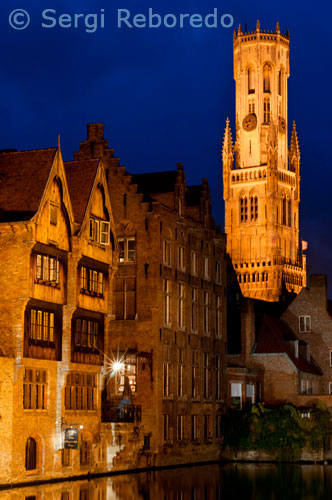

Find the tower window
[[288, 200, 292, 227], [248, 99, 255, 114], [25, 438, 37, 470], [248, 67, 255, 94], [263, 64, 271, 93], [264, 98, 271, 124], [250, 195, 258, 221], [278, 70, 282, 96], [240, 196, 248, 223], [282, 197, 287, 225]]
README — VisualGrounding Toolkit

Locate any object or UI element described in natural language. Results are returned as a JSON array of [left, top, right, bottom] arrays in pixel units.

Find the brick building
[[282, 274, 332, 405], [0, 143, 118, 484], [72, 123, 228, 467]]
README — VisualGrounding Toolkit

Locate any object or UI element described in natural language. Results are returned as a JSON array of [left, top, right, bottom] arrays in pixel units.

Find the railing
[[102, 402, 141, 423]]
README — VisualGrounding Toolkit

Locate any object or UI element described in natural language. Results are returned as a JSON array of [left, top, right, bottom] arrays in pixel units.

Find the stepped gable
[[254, 315, 322, 376], [0, 148, 57, 221], [64, 159, 100, 225]]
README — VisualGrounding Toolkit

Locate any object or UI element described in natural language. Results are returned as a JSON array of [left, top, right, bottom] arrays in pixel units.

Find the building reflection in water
[[2, 463, 332, 499]]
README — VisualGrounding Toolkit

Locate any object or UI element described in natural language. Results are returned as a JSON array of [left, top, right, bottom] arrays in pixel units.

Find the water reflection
[[2, 463, 332, 499]]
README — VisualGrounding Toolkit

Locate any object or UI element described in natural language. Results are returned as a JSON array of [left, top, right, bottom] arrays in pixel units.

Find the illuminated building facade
[[223, 21, 306, 302]]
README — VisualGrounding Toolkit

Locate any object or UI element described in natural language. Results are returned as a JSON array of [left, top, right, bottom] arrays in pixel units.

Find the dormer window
[[89, 217, 110, 245]]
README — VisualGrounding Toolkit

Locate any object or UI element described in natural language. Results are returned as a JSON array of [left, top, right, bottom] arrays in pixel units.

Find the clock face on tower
[[242, 113, 257, 132]]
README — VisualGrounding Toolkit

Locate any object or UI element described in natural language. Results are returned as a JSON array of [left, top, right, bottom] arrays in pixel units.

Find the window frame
[[299, 315, 311, 333], [118, 236, 136, 263]]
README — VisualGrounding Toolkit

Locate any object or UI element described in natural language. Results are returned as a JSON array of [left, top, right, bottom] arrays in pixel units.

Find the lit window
[[23, 369, 47, 410], [36, 254, 59, 284], [299, 315, 311, 333], [80, 267, 103, 295], [163, 240, 171, 266], [30, 309, 55, 343], [118, 237, 136, 263], [116, 354, 137, 394]]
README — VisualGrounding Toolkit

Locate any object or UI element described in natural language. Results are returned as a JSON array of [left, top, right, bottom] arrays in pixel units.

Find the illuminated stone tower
[[223, 21, 306, 302]]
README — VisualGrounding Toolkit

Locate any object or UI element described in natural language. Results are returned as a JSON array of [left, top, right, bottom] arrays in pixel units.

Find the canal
[[2, 462, 332, 499]]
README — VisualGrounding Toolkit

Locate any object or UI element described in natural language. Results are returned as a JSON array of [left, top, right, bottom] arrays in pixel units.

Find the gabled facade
[[0, 143, 117, 484]]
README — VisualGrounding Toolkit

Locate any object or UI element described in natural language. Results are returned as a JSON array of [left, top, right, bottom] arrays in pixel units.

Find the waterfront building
[[73, 123, 227, 468]]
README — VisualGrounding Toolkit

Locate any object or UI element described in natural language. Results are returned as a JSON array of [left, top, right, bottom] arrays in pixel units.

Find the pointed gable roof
[[64, 159, 100, 225], [254, 315, 322, 376], [0, 148, 57, 221]]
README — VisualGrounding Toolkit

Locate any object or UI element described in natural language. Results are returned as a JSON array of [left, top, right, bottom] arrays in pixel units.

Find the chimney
[[309, 274, 327, 307], [87, 123, 104, 141]]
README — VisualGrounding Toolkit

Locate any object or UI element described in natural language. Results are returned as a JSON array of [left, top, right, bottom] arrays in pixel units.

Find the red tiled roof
[[254, 315, 322, 376], [0, 148, 57, 221], [64, 159, 100, 224]]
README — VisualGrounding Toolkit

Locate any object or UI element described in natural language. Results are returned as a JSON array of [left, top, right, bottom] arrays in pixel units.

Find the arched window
[[25, 438, 37, 470], [250, 195, 258, 221], [263, 98, 271, 123], [282, 197, 287, 225], [263, 64, 271, 92], [240, 196, 248, 223], [248, 67, 255, 94], [252, 273, 255, 283], [287, 200, 292, 227]]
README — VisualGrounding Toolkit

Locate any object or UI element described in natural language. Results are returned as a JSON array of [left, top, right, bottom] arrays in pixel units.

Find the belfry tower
[[223, 21, 306, 302]]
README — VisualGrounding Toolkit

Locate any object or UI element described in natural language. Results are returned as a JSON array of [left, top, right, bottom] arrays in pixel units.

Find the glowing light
[[112, 361, 125, 373]]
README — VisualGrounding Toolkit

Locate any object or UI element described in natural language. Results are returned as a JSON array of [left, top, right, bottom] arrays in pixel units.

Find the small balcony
[[102, 401, 141, 423]]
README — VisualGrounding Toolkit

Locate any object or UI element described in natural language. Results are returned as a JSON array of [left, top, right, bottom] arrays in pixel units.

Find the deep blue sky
[[1, 1, 331, 294]]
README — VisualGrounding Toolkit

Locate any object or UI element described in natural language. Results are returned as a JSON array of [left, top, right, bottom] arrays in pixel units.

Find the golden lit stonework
[[223, 21, 306, 301]]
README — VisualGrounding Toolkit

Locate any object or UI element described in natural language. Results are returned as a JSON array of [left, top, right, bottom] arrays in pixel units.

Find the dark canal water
[[3, 463, 332, 499]]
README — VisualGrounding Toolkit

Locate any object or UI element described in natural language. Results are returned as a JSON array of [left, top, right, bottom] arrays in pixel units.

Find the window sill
[[35, 279, 60, 288], [80, 289, 104, 299], [29, 339, 55, 348]]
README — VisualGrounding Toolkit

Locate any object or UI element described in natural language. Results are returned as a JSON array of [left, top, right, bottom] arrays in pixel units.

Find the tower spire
[[289, 121, 300, 160], [222, 117, 233, 160], [276, 21, 280, 34], [256, 19, 261, 32]]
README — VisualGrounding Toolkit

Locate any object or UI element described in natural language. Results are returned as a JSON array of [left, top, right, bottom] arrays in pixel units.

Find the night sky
[[0, 1, 331, 294]]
